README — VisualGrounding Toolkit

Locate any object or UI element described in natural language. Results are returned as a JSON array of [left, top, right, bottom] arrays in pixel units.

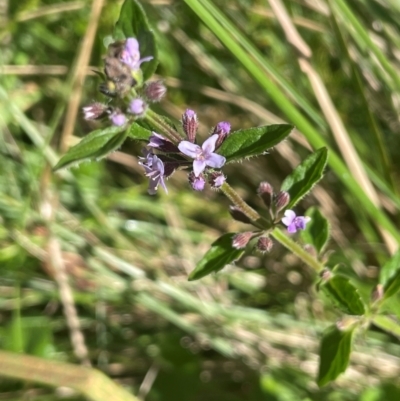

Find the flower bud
[[256, 237, 273, 253], [189, 172, 206, 191], [303, 244, 317, 258], [148, 132, 179, 152], [129, 98, 146, 116], [213, 121, 231, 149], [209, 171, 226, 188], [371, 284, 384, 303], [82, 102, 108, 120], [257, 181, 274, 209], [229, 206, 252, 224], [275, 191, 290, 212], [110, 111, 126, 126], [144, 80, 167, 102], [182, 109, 198, 143], [232, 231, 254, 249]]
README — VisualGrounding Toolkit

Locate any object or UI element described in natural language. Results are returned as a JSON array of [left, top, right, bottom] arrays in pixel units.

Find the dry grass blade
[[0, 350, 140, 401]]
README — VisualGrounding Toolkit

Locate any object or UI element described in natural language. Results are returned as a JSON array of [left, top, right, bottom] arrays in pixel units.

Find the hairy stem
[[220, 182, 260, 222], [145, 109, 182, 143], [271, 227, 325, 272]]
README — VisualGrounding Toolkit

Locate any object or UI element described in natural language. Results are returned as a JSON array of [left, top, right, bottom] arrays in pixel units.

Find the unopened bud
[[256, 237, 273, 253], [303, 244, 317, 258], [82, 102, 108, 120], [320, 268, 332, 282], [129, 98, 147, 116], [371, 284, 384, 303], [148, 132, 179, 152], [213, 121, 231, 149], [110, 111, 126, 126], [232, 232, 254, 249], [275, 191, 290, 211], [144, 80, 167, 102], [182, 109, 198, 143], [229, 206, 252, 224], [258, 181, 274, 208], [209, 171, 226, 188], [189, 172, 205, 191]]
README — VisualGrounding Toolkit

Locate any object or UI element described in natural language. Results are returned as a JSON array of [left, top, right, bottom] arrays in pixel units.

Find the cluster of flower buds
[[229, 181, 311, 252], [139, 109, 230, 195], [82, 37, 166, 127]]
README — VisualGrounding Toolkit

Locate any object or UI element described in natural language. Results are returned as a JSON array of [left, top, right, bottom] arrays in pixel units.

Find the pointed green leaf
[[317, 324, 353, 387], [372, 315, 400, 340], [113, 0, 158, 80], [320, 275, 365, 315], [281, 147, 328, 208], [379, 250, 400, 300], [128, 122, 152, 141], [301, 207, 330, 254], [217, 124, 293, 162], [54, 126, 127, 170], [188, 233, 244, 281]]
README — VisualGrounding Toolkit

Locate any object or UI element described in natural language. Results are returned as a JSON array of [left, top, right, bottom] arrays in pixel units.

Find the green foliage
[[281, 148, 328, 209], [320, 274, 366, 315], [301, 207, 330, 254], [54, 126, 128, 170], [128, 121, 152, 141], [217, 124, 293, 162], [3, 0, 400, 399], [379, 250, 400, 300], [188, 233, 244, 281], [317, 325, 354, 387], [113, 0, 158, 80]]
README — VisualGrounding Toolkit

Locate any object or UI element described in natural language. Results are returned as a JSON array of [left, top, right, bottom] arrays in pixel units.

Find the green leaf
[[217, 124, 293, 162], [379, 250, 400, 300], [281, 147, 328, 209], [188, 233, 244, 281], [317, 324, 353, 387], [372, 315, 400, 340], [127, 122, 152, 141], [54, 126, 127, 170], [320, 275, 365, 315], [113, 0, 158, 81], [301, 207, 330, 253]]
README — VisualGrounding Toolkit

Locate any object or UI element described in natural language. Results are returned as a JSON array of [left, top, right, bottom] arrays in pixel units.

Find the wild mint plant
[[54, 0, 400, 388]]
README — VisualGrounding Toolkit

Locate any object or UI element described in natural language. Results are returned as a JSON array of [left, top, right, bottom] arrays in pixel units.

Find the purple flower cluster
[[139, 109, 229, 195], [82, 37, 165, 127]]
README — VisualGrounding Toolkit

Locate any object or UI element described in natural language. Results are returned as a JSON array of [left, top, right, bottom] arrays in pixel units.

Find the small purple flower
[[110, 112, 126, 126], [129, 98, 146, 115], [178, 134, 226, 177], [281, 210, 311, 233], [189, 172, 206, 191], [138, 149, 168, 195], [120, 38, 153, 71]]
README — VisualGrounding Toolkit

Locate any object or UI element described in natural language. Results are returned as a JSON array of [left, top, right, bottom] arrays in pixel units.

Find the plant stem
[[145, 109, 182, 143], [220, 182, 260, 222], [271, 227, 325, 272]]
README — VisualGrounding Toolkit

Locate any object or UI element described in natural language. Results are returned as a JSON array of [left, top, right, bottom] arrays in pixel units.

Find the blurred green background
[[1, 0, 400, 400]]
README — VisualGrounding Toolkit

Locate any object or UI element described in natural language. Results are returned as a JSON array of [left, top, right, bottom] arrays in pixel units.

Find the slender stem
[[220, 182, 260, 222], [271, 227, 325, 272], [145, 109, 182, 143]]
